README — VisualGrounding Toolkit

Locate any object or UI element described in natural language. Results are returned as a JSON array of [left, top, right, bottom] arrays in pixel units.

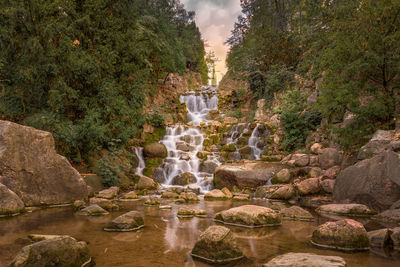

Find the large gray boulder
[[11, 236, 91, 267], [214, 162, 285, 190], [0, 121, 88, 206], [143, 143, 167, 158], [318, 148, 341, 170], [263, 253, 346, 267], [358, 130, 400, 160], [333, 151, 400, 211], [0, 183, 24, 216], [214, 205, 281, 227]]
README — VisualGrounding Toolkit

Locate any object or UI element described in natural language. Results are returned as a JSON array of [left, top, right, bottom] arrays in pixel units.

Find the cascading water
[[248, 123, 269, 160], [133, 147, 145, 176]]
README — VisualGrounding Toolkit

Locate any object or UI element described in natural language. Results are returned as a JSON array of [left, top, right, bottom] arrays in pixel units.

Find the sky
[[181, 0, 242, 83]]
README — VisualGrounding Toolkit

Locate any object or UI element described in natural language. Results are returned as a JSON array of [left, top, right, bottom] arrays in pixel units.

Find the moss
[[221, 144, 236, 152], [209, 134, 220, 145], [237, 136, 250, 148], [143, 157, 164, 177], [143, 128, 166, 145], [213, 174, 223, 189]]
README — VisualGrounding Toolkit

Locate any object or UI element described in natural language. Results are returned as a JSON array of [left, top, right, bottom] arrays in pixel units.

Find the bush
[[146, 110, 165, 128]]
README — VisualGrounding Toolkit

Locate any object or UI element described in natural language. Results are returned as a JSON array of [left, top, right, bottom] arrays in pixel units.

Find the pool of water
[[0, 199, 399, 267]]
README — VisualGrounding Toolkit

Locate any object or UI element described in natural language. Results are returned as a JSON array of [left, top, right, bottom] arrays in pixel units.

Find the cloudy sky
[[181, 0, 242, 82]]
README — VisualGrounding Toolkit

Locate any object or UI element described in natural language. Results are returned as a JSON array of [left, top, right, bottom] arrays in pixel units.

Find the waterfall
[[133, 147, 145, 176], [179, 88, 218, 125], [248, 124, 268, 160]]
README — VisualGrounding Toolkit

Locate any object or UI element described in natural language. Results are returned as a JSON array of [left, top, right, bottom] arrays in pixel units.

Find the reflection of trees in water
[[164, 217, 201, 251]]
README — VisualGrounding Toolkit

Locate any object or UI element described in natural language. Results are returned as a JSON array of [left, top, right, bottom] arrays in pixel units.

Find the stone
[[120, 191, 139, 200], [323, 166, 341, 179], [153, 167, 166, 184], [77, 204, 109, 216], [391, 227, 400, 250], [391, 200, 400, 210], [374, 209, 400, 224], [161, 191, 179, 199], [254, 185, 282, 199], [195, 209, 207, 217], [179, 192, 199, 202], [159, 205, 172, 210], [10, 236, 91, 267], [269, 185, 295, 200], [191, 225, 243, 264], [221, 187, 233, 198], [214, 205, 281, 227], [104, 211, 144, 232], [232, 194, 250, 201], [309, 155, 319, 167], [318, 148, 341, 170], [368, 228, 393, 248], [271, 169, 291, 184], [358, 130, 400, 160], [316, 204, 377, 217], [0, 183, 24, 216], [144, 197, 160, 206], [137, 176, 158, 190], [299, 196, 333, 209], [177, 207, 196, 218], [224, 117, 239, 124], [186, 185, 201, 195], [320, 179, 335, 193], [143, 143, 167, 158], [0, 120, 88, 206], [333, 151, 400, 211], [291, 154, 310, 167], [97, 186, 119, 199], [214, 162, 285, 190], [311, 219, 369, 251], [89, 197, 118, 211], [205, 189, 229, 200], [262, 253, 346, 267], [280, 206, 314, 221], [309, 167, 322, 178], [73, 200, 85, 211], [297, 178, 320, 195], [311, 143, 323, 154], [81, 174, 103, 193], [171, 172, 197, 185], [200, 160, 219, 174]]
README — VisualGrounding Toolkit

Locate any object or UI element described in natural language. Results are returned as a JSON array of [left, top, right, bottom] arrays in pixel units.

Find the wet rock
[[214, 162, 285, 190], [179, 192, 199, 202], [200, 160, 219, 174], [0, 120, 88, 206], [205, 189, 230, 200], [10, 236, 91, 267], [195, 209, 207, 217], [137, 176, 158, 190], [176, 143, 190, 152], [191, 225, 243, 264], [159, 205, 172, 210], [104, 211, 144, 232], [0, 183, 24, 216], [120, 191, 139, 200], [97, 186, 119, 199], [374, 209, 400, 224], [269, 185, 295, 200], [161, 191, 179, 199], [172, 172, 197, 185], [214, 205, 281, 227], [73, 200, 85, 211], [262, 253, 346, 267], [77, 204, 109, 216], [299, 196, 333, 209], [254, 185, 281, 199], [89, 197, 119, 211], [144, 197, 160, 206], [333, 151, 400, 211], [239, 146, 252, 157], [232, 194, 250, 201], [320, 179, 335, 193], [271, 169, 291, 184], [316, 204, 377, 217], [153, 167, 166, 184], [143, 143, 167, 158], [392, 227, 400, 249], [177, 207, 195, 217], [186, 185, 201, 195], [368, 228, 393, 248], [311, 143, 323, 154], [318, 148, 341, 170], [221, 187, 233, 198], [297, 178, 320, 195], [311, 219, 369, 251], [291, 154, 310, 167], [280, 206, 314, 221]]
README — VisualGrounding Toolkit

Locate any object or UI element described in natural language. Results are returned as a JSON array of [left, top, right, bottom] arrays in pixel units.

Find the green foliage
[[146, 110, 165, 128]]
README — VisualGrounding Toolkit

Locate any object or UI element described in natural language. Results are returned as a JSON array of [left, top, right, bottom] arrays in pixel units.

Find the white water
[[133, 147, 145, 176], [248, 124, 267, 160]]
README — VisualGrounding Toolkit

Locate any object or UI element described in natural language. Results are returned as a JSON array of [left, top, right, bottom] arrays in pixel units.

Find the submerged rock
[[316, 204, 377, 217], [0, 183, 24, 216], [0, 120, 88, 206], [97, 186, 119, 199], [191, 225, 243, 264], [269, 185, 295, 200], [177, 207, 207, 218], [89, 197, 119, 211], [204, 189, 230, 200], [77, 204, 109, 216], [262, 253, 346, 267], [280, 206, 314, 221], [104, 211, 144, 232], [161, 191, 179, 199], [178, 192, 199, 202], [11, 236, 91, 267], [214, 205, 281, 228], [311, 219, 369, 251]]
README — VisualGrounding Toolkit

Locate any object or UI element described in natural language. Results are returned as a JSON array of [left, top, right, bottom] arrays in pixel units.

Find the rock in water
[[77, 204, 109, 216], [10, 236, 91, 267], [0, 183, 24, 216], [214, 205, 281, 228], [104, 211, 144, 232], [316, 204, 376, 217], [204, 189, 230, 200], [97, 186, 119, 199], [137, 176, 158, 190], [143, 143, 167, 158], [368, 228, 393, 248], [311, 219, 369, 251], [171, 172, 197, 185], [0, 120, 88, 206], [269, 185, 295, 200], [262, 253, 346, 267], [280, 206, 314, 221], [333, 151, 400, 211], [191, 225, 243, 264]]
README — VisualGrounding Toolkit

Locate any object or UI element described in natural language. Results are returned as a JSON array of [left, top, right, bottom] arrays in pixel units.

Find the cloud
[[181, 0, 241, 82]]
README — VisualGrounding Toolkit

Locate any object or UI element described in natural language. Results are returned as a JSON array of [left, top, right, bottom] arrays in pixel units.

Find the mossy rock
[[143, 158, 164, 177], [221, 144, 236, 152]]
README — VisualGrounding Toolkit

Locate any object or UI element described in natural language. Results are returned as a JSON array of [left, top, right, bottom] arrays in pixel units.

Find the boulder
[[10, 236, 91, 267], [318, 148, 341, 170], [200, 160, 219, 174], [374, 209, 400, 224], [262, 253, 346, 267], [392, 227, 400, 250], [221, 187, 233, 198], [214, 162, 285, 190], [291, 154, 309, 167], [297, 178, 320, 195], [178, 192, 199, 202], [191, 225, 243, 264], [358, 130, 400, 160], [89, 197, 118, 211], [120, 191, 139, 200], [104, 211, 144, 232], [316, 204, 377, 217], [172, 172, 197, 185], [205, 189, 230, 200], [143, 143, 167, 158], [0, 183, 24, 216], [271, 169, 291, 184], [320, 179, 335, 193], [368, 228, 393, 248], [309, 167, 322, 178], [214, 205, 281, 227], [137, 176, 158, 190], [0, 121, 88, 206], [323, 166, 341, 179], [311, 219, 369, 251], [280, 206, 314, 221], [177, 207, 196, 218], [144, 197, 160, 206], [161, 191, 179, 199], [73, 200, 85, 211], [153, 167, 166, 184], [97, 186, 119, 199], [333, 151, 400, 211], [77, 204, 109, 216], [269, 185, 295, 200], [311, 143, 323, 154]]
